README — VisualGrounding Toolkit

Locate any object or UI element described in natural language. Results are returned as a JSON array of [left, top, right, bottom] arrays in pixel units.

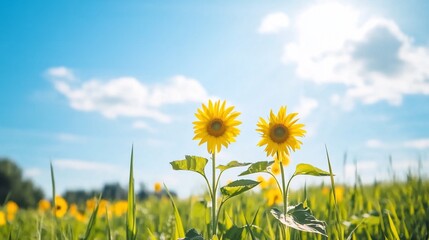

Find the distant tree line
[[0, 158, 176, 208], [63, 182, 177, 204], [62, 182, 156, 204], [0, 158, 44, 208]]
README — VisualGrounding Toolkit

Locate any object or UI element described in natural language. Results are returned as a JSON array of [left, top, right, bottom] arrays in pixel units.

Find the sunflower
[[270, 162, 281, 175], [257, 106, 306, 164], [55, 196, 68, 218], [6, 201, 18, 214], [265, 188, 283, 206], [154, 182, 162, 193], [6, 201, 19, 221], [69, 203, 79, 216], [0, 211, 5, 226], [193, 100, 241, 153], [86, 198, 96, 213], [334, 186, 345, 203], [97, 199, 109, 217], [113, 200, 128, 217], [38, 199, 51, 213], [257, 176, 268, 189]]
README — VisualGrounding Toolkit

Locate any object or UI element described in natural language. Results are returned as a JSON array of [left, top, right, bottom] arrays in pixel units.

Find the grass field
[[1, 158, 428, 239]]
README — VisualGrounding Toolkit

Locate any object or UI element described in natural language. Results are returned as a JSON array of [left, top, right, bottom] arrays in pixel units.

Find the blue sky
[[1, 0, 429, 198]]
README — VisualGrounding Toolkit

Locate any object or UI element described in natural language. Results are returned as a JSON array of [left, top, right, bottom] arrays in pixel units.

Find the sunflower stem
[[268, 172, 282, 194], [279, 158, 289, 240], [211, 152, 217, 237]]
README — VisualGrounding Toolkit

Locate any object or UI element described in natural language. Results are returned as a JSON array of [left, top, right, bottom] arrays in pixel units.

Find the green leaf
[[271, 203, 327, 237], [126, 146, 137, 240], [223, 225, 245, 240], [178, 228, 204, 240], [165, 184, 186, 238], [220, 179, 259, 198], [217, 161, 251, 172], [294, 163, 331, 176], [345, 212, 380, 226], [238, 161, 274, 176], [170, 155, 208, 176]]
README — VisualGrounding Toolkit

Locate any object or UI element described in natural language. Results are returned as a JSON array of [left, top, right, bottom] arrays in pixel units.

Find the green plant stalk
[[126, 146, 137, 240], [279, 161, 289, 240], [268, 172, 283, 193], [212, 152, 217, 237], [326, 146, 343, 238], [50, 162, 56, 240], [215, 196, 225, 231]]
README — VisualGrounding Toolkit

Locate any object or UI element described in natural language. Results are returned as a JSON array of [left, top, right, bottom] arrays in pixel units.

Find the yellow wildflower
[[257, 106, 306, 164], [154, 182, 162, 193], [193, 100, 241, 153]]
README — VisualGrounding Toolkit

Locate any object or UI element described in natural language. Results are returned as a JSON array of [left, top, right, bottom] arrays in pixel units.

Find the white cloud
[[281, 2, 429, 108], [46, 66, 75, 81], [293, 96, 318, 118], [54, 159, 119, 172], [365, 139, 385, 149], [345, 160, 377, 176], [132, 120, 154, 132], [403, 139, 429, 149], [24, 168, 42, 178], [49, 68, 210, 123], [258, 12, 290, 34], [363, 138, 429, 150]]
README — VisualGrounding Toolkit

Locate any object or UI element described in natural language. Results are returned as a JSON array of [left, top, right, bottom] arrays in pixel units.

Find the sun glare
[[296, 2, 360, 54]]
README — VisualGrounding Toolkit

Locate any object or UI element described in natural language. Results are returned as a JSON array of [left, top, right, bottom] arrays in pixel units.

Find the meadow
[[1, 100, 428, 239], [1, 168, 428, 239]]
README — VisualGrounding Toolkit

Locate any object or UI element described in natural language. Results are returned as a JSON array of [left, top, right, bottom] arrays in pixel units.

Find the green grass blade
[[50, 162, 56, 217], [50, 161, 57, 239], [164, 183, 185, 238], [244, 209, 259, 240], [147, 228, 157, 240], [105, 206, 112, 240], [266, 213, 275, 239], [325, 146, 343, 239], [83, 194, 102, 240], [126, 146, 137, 240], [387, 212, 400, 240]]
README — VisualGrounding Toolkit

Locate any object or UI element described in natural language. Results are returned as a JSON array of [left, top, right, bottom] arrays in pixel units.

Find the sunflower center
[[270, 124, 289, 143], [207, 119, 226, 137]]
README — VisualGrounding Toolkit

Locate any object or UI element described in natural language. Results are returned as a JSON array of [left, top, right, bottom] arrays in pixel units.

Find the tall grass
[[1, 150, 428, 239]]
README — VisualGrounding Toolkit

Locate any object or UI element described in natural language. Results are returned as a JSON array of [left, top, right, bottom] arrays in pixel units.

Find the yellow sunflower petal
[[193, 100, 241, 154], [256, 106, 306, 163]]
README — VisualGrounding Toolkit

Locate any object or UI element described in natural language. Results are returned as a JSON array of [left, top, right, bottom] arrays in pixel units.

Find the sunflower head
[[38, 199, 51, 212], [6, 201, 18, 214], [0, 211, 5, 226], [270, 162, 281, 175], [265, 188, 283, 206], [257, 106, 306, 164], [154, 182, 162, 193], [193, 100, 241, 154], [257, 175, 268, 189], [113, 200, 128, 217], [55, 196, 68, 218]]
